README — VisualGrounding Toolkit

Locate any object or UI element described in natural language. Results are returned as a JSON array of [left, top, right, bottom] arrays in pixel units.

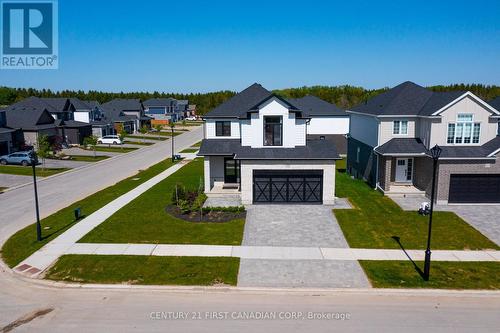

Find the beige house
[[347, 81, 500, 204]]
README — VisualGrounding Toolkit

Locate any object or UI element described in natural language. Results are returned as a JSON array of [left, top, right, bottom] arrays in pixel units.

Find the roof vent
[[320, 136, 325, 140]]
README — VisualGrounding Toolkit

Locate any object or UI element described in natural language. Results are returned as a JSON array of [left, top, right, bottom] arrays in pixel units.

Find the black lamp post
[[29, 151, 42, 241], [424, 144, 442, 281], [171, 123, 175, 163]]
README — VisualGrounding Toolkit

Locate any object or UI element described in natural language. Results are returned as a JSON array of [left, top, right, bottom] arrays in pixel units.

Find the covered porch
[[375, 138, 432, 196], [203, 155, 241, 195]]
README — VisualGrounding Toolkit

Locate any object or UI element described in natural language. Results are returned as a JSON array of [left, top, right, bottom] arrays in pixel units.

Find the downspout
[[374, 152, 379, 190]]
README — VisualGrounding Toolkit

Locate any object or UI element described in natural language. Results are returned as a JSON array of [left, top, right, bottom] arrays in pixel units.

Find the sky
[[0, 0, 499, 93]]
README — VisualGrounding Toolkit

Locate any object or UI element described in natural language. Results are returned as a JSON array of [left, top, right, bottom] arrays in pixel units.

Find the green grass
[[336, 158, 346, 171], [360, 260, 500, 289], [1, 159, 176, 268], [79, 158, 245, 245], [92, 146, 138, 153], [179, 148, 199, 153], [60, 155, 109, 162], [45, 255, 239, 286], [0, 187, 7, 193], [123, 140, 154, 146], [334, 171, 499, 250], [191, 141, 202, 147], [154, 131, 182, 137], [0, 165, 70, 177], [126, 135, 167, 141]]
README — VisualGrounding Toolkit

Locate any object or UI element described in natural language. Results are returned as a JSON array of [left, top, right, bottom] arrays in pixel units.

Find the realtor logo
[[1, 0, 58, 69]]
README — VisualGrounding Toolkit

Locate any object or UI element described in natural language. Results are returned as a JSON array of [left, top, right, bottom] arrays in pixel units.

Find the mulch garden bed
[[165, 205, 246, 223]]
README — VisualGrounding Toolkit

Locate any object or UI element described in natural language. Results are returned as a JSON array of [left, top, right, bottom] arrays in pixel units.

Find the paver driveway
[[238, 205, 370, 288]]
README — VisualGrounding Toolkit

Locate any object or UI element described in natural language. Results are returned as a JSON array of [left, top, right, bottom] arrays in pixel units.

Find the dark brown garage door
[[449, 174, 500, 203], [253, 170, 323, 204]]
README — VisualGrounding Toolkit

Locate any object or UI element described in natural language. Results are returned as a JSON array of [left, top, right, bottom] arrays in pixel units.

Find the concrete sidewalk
[[15, 241, 500, 278]]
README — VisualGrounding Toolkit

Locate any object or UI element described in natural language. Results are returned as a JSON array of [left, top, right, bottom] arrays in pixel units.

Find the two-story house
[[347, 81, 500, 204], [101, 99, 152, 133], [198, 83, 348, 205], [143, 98, 186, 125]]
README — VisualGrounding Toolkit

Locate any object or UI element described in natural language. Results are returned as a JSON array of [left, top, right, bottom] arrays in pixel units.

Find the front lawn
[[360, 260, 500, 289], [126, 135, 167, 141], [191, 141, 202, 147], [180, 148, 199, 153], [79, 158, 245, 245], [1, 159, 175, 268], [0, 165, 70, 177], [53, 155, 109, 162], [45, 255, 239, 286], [334, 171, 499, 250], [92, 146, 138, 153], [123, 140, 154, 146]]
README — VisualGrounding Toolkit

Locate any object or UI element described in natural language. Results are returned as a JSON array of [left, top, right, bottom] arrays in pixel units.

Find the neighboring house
[[101, 99, 151, 132], [187, 104, 197, 117], [198, 83, 345, 205], [4, 100, 58, 150], [490, 97, 500, 135], [143, 98, 186, 124], [0, 109, 21, 154], [71, 99, 113, 137], [347, 81, 500, 204]]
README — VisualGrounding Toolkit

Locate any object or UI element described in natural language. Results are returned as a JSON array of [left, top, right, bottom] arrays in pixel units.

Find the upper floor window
[[215, 121, 231, 136], [447, 113, 480, 144], [264, 116, 282, 146], [393, 120, 408, 135]]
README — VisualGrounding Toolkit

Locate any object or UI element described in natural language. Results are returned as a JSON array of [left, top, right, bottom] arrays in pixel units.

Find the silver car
[[0, 151, 37, 166]]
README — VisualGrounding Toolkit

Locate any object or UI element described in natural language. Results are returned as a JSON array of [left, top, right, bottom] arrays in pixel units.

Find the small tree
[[139, 125, 148, 143], [154, 124, 162, 133], [83, 135, 98, 158], [37, 134, 51, 171], [116, 124, 127, 150]]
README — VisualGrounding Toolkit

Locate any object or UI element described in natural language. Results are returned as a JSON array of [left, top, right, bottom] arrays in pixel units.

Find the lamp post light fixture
[[29, 151, 42, 242], [424, 144, 442, 281]]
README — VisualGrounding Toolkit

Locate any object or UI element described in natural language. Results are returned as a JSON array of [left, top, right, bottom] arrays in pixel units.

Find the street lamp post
[[171, 123, 175, 163], [30, 151, 42, 241], [424, 144, 442, 281]]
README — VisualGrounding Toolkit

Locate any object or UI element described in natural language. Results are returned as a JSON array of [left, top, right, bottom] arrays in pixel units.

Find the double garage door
[[449, 174, 500, 203], [253, 170, 323, 203]]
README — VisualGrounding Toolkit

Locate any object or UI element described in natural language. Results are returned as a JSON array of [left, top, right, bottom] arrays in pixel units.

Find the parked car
[[186, 116, 197, 121], [97, 135, 122, 145], [0, 151, 37, 166]]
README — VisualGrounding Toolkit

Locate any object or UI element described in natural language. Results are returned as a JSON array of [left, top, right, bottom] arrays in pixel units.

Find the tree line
[[1, 83, 499, 114]]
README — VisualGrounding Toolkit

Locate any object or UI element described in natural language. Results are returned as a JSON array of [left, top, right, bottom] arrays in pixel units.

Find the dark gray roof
[[6, 96, 58, 113], [488, 97, 500, 111], [69, 98, 92, 110], [198, 138, 341, 160], [288, 95, 346, 117], [100, 101, 139, 123], [4, 106, 55, 130], [54, 119, 92, 128], [307, 134, 347, 155], [204, 83, 273, 118], [375, 137, 500, 158], [350, 81, 466, 116], [374, 138, 427, 155], [102, 99, 143, 111], [143, 98, 175, 107], [41, 98, 70, 112]]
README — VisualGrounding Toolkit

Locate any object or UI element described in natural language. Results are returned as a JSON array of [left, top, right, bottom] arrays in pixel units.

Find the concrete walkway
[[14, 243, 500, 278], [14, 156, 196, 277]]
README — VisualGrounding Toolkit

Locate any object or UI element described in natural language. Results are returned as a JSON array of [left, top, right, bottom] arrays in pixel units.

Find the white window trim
[[446, 117, 482, 146], [392, 120, 409, 135]]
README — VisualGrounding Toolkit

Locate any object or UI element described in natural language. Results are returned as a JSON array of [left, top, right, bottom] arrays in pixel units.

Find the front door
[[224, 157, 240, 184], [395, 158, 413, 182]]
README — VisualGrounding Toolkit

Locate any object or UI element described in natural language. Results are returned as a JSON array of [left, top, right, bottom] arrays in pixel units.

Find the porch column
[[203, 157, 211, 193]]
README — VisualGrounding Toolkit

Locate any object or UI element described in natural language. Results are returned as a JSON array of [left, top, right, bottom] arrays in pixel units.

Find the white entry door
[[395, 158, 413, 182]]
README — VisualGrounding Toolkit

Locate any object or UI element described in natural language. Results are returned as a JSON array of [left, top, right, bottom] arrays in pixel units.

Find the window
[[215, 121, 231, 136], [264, 116, 282, 146], [393, 120, 408, 135], [447, 124, 455, 144], [447, 114, 480, 145]]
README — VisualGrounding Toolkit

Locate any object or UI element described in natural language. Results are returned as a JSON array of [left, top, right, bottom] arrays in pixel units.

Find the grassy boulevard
[[1, 159, 176, 268], [0, 165, 70, 177]]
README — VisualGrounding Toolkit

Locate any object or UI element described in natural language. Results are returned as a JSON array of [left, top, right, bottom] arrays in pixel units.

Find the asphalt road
[[1, 267, 499, 333], [0, 126, 203, 246]]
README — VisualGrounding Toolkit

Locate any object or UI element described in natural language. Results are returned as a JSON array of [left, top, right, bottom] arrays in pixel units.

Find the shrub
[[178, 199, 191, 214], [202, 206, 245, 213]]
